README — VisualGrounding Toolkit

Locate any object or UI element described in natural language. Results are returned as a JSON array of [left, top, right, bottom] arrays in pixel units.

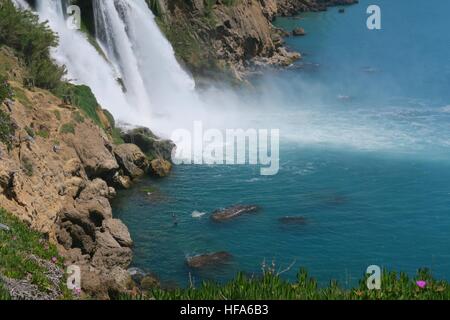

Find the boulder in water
[[292, 27, 306, 36], [187, 252, 232, 269], [211, 205, 259, 222], [150, 158, 172, 177]]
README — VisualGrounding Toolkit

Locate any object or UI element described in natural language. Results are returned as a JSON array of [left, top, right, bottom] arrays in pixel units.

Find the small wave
[[192, 211, 206, 218], [245, 177, 262, 183], [441, 105, 450, 113]]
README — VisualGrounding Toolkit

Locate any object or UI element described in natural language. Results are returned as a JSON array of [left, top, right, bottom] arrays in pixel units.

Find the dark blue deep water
[[113, 0, 450, 287]]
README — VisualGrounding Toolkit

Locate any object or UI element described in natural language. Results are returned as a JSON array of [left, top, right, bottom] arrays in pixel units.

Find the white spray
[[32, 0, 200, 129]]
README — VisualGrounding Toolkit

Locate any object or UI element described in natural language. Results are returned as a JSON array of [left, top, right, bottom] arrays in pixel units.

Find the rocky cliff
[[0, 46, 171, 299], [151, 0, 358, 82]]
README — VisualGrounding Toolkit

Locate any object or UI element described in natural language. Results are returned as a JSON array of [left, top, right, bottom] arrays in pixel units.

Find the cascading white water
[[30, 0, 199, 129], [92, 0, 152, 116], [92, 0, 198, 114], [34, 0, 150, 125], [11, 0, 30, 10]]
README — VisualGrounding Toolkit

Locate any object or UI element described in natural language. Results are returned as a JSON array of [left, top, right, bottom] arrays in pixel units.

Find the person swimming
[[172, 213, 178, 226]]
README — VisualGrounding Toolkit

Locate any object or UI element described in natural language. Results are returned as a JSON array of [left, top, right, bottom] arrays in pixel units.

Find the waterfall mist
[[14, 0, 450, 156], [29, 0, 242, 137]]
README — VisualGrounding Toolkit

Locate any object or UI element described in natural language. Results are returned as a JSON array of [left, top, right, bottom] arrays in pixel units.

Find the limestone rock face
[[103, 218, 133, 248], [276, 0, 359, 16], [150, 158, 172, 177], [113, 143, 149, 179], [68, 127, 119, 179], [157, 0, 297, 81], [112, 172, 132, 190], [121, 127, 175, 162], [155, 0, 358, 81], [0, 47, 139, 299]]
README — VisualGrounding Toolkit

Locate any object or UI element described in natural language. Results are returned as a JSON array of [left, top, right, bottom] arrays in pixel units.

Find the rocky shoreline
[[152, 0, 358, 82]]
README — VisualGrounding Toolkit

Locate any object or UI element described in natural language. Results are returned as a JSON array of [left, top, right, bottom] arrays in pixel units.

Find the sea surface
[[112, 0, 450, 287]]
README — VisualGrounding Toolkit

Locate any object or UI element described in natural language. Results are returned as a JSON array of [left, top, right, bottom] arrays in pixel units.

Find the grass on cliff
[[54, 83, 123, 143], [0, 77, 15, 150], [120, 268, 450, 300], [0, 208, 69, 299]]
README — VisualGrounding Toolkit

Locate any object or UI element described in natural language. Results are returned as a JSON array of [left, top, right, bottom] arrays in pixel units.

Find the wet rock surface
[[187, 252, 233, 269], [292, 27, 306, 36], [211, 205, 259, 222]]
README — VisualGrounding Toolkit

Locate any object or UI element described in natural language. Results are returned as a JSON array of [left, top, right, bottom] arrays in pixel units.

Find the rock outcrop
[[152, 0, 358, 81], [153, 0, 299, 81], [121, 127, 175, 162], [211, 205, 259, 222], [0, 47, 160, 299], [186, 252, 232, 269], [121, 127, 175, 177], [113, 144, 149, 179], [276, 0, 359, 16]]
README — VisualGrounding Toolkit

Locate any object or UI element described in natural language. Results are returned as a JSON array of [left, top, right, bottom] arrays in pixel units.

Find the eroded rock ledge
[[0, 47, 173, 299]]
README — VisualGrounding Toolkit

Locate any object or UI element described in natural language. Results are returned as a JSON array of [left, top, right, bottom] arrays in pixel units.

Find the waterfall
[[29, 0, 198, 128], [92, 0, 197, 113], [11, 0, 30, 10]]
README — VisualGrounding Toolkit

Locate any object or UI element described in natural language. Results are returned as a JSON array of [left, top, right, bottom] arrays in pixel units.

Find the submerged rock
[[211, 205, 259, 222], [278, 216, 307, 225], [187, 252, 232, 269], [292, 27, 306, 36]]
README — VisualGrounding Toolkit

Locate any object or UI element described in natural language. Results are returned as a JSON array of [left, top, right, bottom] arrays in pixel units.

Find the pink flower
[[51, 256, 57, 264], [73, 288, 81, 296], [416, 280, 427, 288]]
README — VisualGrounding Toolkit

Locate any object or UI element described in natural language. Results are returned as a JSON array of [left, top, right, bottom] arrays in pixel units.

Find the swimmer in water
[[172, 213, 178, 226]]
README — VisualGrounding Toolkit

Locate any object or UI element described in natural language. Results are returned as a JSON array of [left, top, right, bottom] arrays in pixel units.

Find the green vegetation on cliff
[[0, 0, 65, 89], [144, 269, 450, 300], [0, 75, 14, 150], [0, 1, 122, 147], [0, 208, 71, 300]]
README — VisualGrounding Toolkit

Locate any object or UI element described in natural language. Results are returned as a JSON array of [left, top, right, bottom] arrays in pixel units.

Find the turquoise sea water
[[112, 0, 450, 287]]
